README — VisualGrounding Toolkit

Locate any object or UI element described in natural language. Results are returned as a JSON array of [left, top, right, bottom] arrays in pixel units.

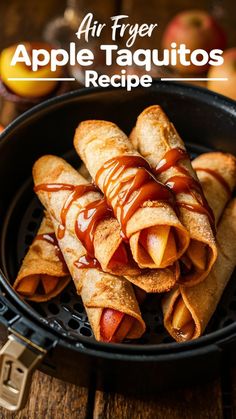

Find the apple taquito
[[163, 198, 236, 342], [13, 213, 70, 302], [51, 216, 145, 342], [132, 105, 218, 286], [14, 164, 91, 301], [162, 152, 236, 341], [33, 155, 178, 293], [33, 155, 139, 277], [192, 152, 236, 224], [74, 120, 189, 271]]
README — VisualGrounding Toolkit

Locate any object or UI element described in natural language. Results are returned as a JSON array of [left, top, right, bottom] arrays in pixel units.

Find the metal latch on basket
[[0, 334, 44, 411]]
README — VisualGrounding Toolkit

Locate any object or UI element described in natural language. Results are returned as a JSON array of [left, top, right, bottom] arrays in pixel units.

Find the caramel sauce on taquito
[[155, 148, 215, 233], [75, 198, 111, 254], [194, 167, 231, 197], [35, 182, 133, 339], [74, 254, 101, 269], [34, 183, 112, 269], [34, 183, 99, 239], [95, 155, 175, 238]]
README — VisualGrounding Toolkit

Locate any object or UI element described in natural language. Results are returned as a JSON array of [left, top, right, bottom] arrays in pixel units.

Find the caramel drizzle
[[75, 198, 112, 255], [154, 148, 215, 233], [194, 167, 231, 197], [34, 183, 111, 269], [155, 148, 188, 174], [59, 184, 98, 240], [74, 254, 101, 269], [95, 155, 175, 238]]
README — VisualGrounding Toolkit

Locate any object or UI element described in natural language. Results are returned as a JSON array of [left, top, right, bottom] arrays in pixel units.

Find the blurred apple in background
[[207, 48, 236, 100], [162, 10, 227, 74], [0, 124, 4, 132], [0, 42, 63, 98]]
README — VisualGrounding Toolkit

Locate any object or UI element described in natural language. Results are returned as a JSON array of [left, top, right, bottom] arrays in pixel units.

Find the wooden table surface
[[0, 324, 235, 419]]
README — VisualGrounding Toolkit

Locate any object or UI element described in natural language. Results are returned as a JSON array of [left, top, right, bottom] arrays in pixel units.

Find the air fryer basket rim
[[1, 80, 236, 147], [0, 81, 236, 358]]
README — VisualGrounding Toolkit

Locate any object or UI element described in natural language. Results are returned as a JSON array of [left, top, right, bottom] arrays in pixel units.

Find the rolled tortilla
[[33, 155, 178, 293], [13, 213, 70, 302], [192, 152, 236, 224], [78, 162, 91, 182], [162, 151, 236, 341], [163, 198, 236, 341], [33, 155, 139, 277], [125, 263, 180, 294], [132, 105, 217, 285], [14, 164, 91, 301], [74, 120, 189, 270], [51, 216, 145, 342]]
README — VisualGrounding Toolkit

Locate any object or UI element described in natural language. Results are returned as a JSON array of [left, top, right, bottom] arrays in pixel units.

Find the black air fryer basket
[[0, 82, 236, 411]]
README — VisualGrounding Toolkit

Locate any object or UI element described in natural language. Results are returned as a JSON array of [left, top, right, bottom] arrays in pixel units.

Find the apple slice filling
[[113, 315, 134, 342], [16, 275, 40, 296], [139, 225, 177, 267], [186, 240, 207, 271], [16, 274, 59, 297], [100, 308, 134, 343], [42, 275, 59, 294], [172, 298, 194, 340], [108, 243, 128, 269]]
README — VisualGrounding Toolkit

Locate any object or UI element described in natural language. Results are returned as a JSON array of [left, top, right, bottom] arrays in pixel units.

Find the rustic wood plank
[[12, 371, 89, 419], [0, 325, 89, 419], [93, 380, 223, 419]]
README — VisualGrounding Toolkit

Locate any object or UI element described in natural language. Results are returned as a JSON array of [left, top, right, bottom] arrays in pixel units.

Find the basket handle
[[0, 334, 45, 411]]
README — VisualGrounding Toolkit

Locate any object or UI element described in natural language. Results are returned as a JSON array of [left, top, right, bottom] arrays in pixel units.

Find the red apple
[[207, 48, 236, 100], [100, 308, 124, 342], [162, 10, 226, 74]]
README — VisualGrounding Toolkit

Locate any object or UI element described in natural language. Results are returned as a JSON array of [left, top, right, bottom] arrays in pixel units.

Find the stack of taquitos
[[131, 105, 218, 286], [33, 157, 145, 342], [74, 120, 189, 274], [14, 164, 90, 301], [162, 151, 236, 341], [14, 107, 236, 345], [13, 213, 70, 301], [33, 155, 179, 293]]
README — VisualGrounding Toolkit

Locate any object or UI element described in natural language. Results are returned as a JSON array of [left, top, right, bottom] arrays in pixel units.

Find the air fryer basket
[[0, 82, 236, 411]]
